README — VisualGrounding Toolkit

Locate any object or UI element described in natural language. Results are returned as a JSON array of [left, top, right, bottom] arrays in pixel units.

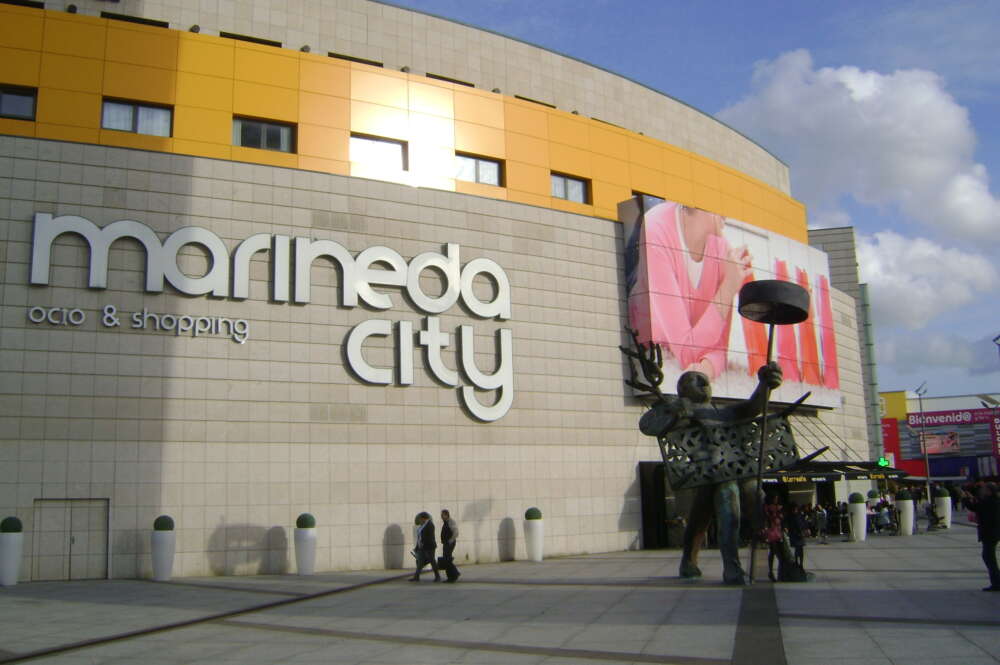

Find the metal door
[[31, 499, 109, 581]]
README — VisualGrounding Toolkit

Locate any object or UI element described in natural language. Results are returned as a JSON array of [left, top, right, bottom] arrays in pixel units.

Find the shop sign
[[28, 213, 514, 421]]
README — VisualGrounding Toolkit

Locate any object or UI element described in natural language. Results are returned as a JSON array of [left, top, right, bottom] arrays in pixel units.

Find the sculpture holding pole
[[621, 279, 812, 584]]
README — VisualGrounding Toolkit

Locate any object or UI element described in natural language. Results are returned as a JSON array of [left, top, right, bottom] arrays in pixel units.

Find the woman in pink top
[[628, 201, 751, 379]]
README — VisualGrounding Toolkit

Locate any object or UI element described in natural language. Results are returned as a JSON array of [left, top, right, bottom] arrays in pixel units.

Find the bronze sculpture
[[622, 328, 805, 584]]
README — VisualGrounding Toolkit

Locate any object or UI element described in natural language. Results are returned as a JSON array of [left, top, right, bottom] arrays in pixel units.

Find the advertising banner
[[621, 195, 840, 407], [904, 408, 1000, 460]]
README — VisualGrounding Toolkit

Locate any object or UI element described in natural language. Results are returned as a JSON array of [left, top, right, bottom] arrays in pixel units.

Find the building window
[[102, 100, 172, 137], [455, 153, 502, 186], [350, 134, 408, 170], [219, 31, 282, 48], [0, 85, 36, 121], [233, 117, 295, 152], [551, 172, 589, 203]]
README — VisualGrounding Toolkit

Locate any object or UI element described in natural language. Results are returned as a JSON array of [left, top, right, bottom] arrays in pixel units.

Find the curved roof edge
[[373, 0, 789, 170]]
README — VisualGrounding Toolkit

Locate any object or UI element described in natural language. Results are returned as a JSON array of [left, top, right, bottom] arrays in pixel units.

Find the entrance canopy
[[763, 460, 908, 484]]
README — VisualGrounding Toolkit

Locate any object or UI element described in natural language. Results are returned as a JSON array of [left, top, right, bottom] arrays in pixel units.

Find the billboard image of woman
[[622, 195, 841, 407]]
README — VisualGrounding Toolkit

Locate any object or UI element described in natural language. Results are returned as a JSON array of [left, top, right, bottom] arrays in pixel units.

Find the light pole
[[914, 382, 930, 507]]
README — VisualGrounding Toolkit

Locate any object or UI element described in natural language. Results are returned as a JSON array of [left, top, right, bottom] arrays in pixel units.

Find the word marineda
[[29, 213, 514, 421]]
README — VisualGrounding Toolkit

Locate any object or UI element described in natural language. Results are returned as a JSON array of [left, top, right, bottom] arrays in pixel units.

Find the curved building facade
[[0, 0, 869, 580]]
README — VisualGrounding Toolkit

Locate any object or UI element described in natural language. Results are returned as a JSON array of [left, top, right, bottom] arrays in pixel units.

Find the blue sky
[[386, 0, 1000, 400]]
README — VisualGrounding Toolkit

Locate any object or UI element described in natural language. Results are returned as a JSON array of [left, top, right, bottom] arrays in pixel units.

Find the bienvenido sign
[[28, 213, 514, 421]]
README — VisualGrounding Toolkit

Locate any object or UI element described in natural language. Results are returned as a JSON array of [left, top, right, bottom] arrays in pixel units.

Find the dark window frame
[[328, 52, 383, 68], [515, 94, 557, 109], [100, 11, 169, 28], [0, 0, 45, 9], [426, 73, 475, 88], [350, 133, 409, 171], [220, 31, 282, 48], [101, 98, 173, 136], [233, 115, 297, 153], [455, 152, 504, 186], [551, 172, 591, 204], [0, 84, 38, 121]]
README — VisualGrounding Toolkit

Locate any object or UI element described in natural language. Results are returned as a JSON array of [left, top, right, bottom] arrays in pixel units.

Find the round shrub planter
[[847, 493, 867, 542], [294, 513, 317, 576], [895, 492, 914, 536], [523, 507, 544, 562], [0, 516, 24, 587], [151, 515, 175, 582], [934, 488, 952, 529]]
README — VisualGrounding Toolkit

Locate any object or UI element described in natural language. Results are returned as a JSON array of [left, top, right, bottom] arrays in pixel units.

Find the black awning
[[763, 459, 908, 483]]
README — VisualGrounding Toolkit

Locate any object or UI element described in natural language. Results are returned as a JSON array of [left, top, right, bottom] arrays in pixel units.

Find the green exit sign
[[877, 457, 890, 467]]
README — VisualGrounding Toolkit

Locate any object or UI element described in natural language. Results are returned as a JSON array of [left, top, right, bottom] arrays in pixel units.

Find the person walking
[[787, 504, 806, 569], [815, 503, 828, 544], [439, 509, 461, 583], [764, 495, 784, 582], [410, 511, 441, 582], [962, 483, 1000, 591]]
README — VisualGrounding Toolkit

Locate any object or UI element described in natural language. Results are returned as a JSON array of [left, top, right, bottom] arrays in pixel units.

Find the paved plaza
[[1, 520, 998, 665]]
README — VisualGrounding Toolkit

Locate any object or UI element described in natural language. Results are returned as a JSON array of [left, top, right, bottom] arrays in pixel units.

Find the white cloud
[[718, 49, 1000, 240], [857, 231, 997, 330]]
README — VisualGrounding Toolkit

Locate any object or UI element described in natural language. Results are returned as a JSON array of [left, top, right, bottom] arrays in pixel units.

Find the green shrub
[[895, 490, 912, 501], [848, 492, 866, 504], [867, 489, 879, 499], [524, 507, 542, 520], [0, 516, 22, 533], [153, 515, 174, 531], [296, 513, 316, 528]]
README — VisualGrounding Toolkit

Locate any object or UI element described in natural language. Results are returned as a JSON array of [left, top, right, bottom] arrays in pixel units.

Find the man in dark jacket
[[439, 509, 461, 582], [410, 511, 441, 582], [962, 482, 999, 591]]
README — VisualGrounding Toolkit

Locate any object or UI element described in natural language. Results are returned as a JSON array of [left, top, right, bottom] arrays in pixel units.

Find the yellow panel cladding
[[663, 147, 692, 179], [42, 13, 105, 58], [506, 162, 549, 197], [299, 156, 349, 176], [455, 121, 505, 158], [456, 180, 507, 200], [100, 130, 173, 153], [0, 117, 35, 138], [593, 180, 630, 218], [351, 100, 408, 140], [176, 71, 233, 111], [106, 24, 178, 70], [234, 81, 298, 123], [592, 154, 629, 186], [0, 5, 43, 51], [549, 142, 590, 178], [40, 53, 103, 94], [880, 391, 909, 420], [299, 92, 349, 129], [629, 165, 666, 198], [504, 100, 547, 138], [299, 124, 349, 161], [36, 89, 100, 128], [0, 47, 41, 87], [299, 56, 349, 97], [172, 138, 231, 161], [234, 43, 299, 88], [455, 89, 504, 128], [231, 145, 298, 168], [408, 80, 454, 118], [351, 68, 407, 108], [548, 112, 589, 148], [35, 123, 98, 143], [590, 124, 628, 160], [628, 136, 663, 171], [177, 32, 234, 78], [173, 107, 231, 145], [691, 157, 721, 190], [104, 62, 177, 104], [506, 132, 548, 168]]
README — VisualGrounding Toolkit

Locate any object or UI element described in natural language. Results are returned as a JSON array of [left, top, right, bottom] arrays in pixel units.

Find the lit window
[[455, 154, 502, 186], [233, 117, 295, 153], [551, 172, 589, 203], [102, 100, 172, 137], [0, 85, 37, 121], [350, 134, 408, 170]]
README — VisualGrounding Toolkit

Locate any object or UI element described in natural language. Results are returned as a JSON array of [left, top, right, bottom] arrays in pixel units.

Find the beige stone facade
[[0, 1, 870, 581]]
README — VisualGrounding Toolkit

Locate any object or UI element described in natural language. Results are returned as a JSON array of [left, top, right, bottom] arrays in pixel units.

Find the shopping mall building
[[0, 0, 874, 581]]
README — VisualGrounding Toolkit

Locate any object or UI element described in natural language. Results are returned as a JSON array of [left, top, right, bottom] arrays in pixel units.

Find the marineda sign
[[29, 213, 513, 421]]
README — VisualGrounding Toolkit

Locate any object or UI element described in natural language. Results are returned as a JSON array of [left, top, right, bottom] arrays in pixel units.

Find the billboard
[[621, 195, 840, 407]]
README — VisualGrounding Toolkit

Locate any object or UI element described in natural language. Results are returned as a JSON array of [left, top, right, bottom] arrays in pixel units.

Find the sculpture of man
[[639, 362, 783, 585]]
